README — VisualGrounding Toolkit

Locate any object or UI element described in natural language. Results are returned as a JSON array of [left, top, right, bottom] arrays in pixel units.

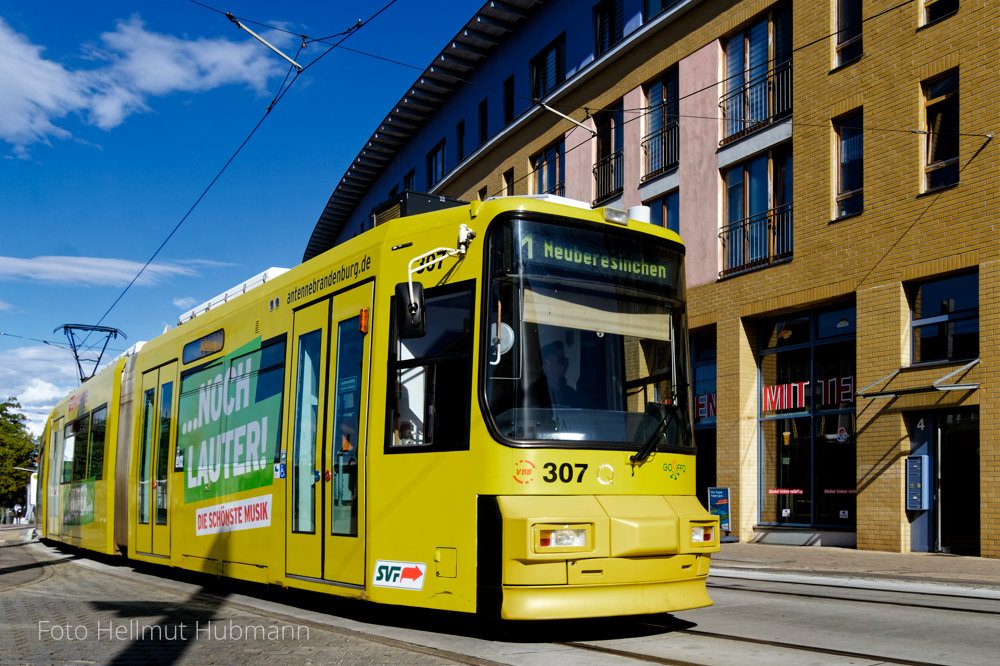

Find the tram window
[[139, 387, 156, 525], [61, 423, 75, 484], [155, 383, 173, 525], [62, 416, 90, 483], [88, 406, 107, 480], [387, 281, 474, 453], [183, 329, 225, 364]]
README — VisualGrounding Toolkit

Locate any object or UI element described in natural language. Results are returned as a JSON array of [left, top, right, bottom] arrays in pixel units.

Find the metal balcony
[[719, 202, 793, 277], [592, 149, 623, 205], [641, 122, 679, 181], [720, 60, 792, 146]]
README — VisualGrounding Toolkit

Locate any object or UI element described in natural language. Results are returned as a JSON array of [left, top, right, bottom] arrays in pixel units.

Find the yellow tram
[[39, 195, 719, 620]]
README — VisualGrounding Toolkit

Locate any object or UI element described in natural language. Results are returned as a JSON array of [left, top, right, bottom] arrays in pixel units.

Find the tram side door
[[47, 417, 63, 537], [135, 362, 177, 558], [323, 282, 373, 586], [286, 298, 331, 579]]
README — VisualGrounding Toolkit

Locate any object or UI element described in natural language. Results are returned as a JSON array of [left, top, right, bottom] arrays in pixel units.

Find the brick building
[[307, 0, 997, 557]]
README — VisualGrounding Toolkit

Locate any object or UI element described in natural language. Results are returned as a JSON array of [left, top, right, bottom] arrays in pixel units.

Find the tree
[[0, 398, 37, 509]]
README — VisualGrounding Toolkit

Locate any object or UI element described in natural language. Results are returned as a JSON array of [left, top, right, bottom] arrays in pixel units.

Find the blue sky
[[0, 0, 485, 434]]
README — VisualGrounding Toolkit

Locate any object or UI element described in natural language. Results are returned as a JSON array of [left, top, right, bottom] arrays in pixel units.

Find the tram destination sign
[[513, 220, 682, 296]]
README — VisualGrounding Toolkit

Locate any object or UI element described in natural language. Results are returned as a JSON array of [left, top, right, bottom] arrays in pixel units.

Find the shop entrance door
[[910, 408, 979, 555]]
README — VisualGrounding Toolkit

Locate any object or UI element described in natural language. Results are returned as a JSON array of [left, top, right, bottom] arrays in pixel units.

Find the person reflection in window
[[528, 340, 582, 408]]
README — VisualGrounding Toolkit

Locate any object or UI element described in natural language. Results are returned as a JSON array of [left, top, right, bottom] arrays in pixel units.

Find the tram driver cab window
[[386, 281, 474, 453]]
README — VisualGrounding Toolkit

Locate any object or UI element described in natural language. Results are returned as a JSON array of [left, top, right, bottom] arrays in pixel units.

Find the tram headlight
[[534, 524, 590, 552], [690, 525, 715, 543]]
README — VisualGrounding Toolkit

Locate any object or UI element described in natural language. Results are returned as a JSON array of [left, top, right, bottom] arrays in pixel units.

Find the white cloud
[[0, 15, 286, 154], [0, 300, 12, 312], [0, 345, 80, 436], [0, 255, 200, 286], [172, 296, 197, 309]]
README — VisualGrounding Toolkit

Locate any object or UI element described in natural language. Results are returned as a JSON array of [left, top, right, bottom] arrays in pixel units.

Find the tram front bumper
[[496, 495, 719, 620]]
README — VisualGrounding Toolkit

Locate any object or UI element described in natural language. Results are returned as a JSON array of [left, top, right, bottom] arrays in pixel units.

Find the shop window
[[531, 34, 566, 100], [836, 0, 862, 66], [594, 0, 623, 56], [648, 190, 680, 234], [923, 71, 959, 190], [910, 272, 978, 364], [924, 0, 958, 25], [426, 140, 446, 188], [691, 330, 717, 428], [387, 282, 474, 453], [834, 109, 863, 218], [532, 141, 565, 196], [759, 308, 856, 528]]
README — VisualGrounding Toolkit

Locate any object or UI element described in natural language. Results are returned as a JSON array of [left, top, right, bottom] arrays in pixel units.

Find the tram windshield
[[484, 216, 693, 451]]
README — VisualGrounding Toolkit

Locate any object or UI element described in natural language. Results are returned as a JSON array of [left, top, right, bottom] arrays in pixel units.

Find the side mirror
[[395, 282, 426, 338]]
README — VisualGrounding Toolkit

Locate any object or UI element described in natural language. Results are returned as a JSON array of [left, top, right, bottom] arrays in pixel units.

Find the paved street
[[0, 527, 483, 665], [5, 525, 1000, 665]]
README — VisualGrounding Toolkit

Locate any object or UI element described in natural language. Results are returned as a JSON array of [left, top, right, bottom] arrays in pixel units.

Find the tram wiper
[[631, 404, 676, 465]]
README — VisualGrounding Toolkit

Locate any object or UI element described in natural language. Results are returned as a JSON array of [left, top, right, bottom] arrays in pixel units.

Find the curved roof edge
[[304, 0, 543, 262]]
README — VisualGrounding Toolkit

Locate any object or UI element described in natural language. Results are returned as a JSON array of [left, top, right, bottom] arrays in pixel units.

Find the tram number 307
[[543, 462, 588, 483]]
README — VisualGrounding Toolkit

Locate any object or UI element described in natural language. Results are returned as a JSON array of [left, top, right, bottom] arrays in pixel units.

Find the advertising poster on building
[[708, 486, 731, 532]]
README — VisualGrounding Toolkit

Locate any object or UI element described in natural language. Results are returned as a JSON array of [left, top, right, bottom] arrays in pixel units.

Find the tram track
[[707, 577, 1000, 615], [563, 624, 947, 666]]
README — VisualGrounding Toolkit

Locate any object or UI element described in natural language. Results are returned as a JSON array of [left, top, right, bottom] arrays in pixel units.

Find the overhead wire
[[86, 0, 398, 339]]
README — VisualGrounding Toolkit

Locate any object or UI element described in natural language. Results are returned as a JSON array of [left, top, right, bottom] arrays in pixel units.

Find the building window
[[456, 120, 465, 161], [834, 109, 863, 218], [594, 0, 623, 56], [426, 140, 446, 188], [721, 4, 792, 144], [836, 0, 862, 66], [648, 190, 680, 234], [478, 185, 488, 201], [593, 101, 624, 204], [532, 141, 565, 196], [403, 169, 414, 191], [478, 98, 488, 145], [924, 71, 959, 190], [643, 68, 679, 179], [503, 76, 515, 125], [645, 0, 682, 20], [924, 0, 958, 25], [910, 272, 978, 364], [531, 34, 566, 100], [503, 168, 514, 196], [759, 307, 856, 528], [721, 144, 793, 277]]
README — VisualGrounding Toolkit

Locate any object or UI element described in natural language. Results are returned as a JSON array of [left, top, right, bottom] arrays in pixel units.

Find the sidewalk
[[713, 541, 1000, 590]]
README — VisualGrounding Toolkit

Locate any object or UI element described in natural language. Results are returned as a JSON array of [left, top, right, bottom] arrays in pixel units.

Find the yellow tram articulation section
[[39, 196, 719, 620]]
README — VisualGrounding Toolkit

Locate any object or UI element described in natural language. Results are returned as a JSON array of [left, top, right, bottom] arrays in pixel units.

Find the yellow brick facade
[[440, 0, 998, 557]]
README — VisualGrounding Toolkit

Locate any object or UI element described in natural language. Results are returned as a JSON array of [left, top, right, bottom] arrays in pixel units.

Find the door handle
[[324, 469, 332, 482]]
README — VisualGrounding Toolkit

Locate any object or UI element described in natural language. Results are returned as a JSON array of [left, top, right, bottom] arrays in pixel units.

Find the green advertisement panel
[[179, 337, 286, 504], [63, 479, 95, 526]]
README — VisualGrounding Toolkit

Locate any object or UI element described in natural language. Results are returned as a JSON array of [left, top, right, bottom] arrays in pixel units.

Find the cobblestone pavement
[[0, 530, 478, 665]]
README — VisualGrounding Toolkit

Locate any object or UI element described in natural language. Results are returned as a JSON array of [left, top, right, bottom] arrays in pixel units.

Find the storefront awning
[[855, 358, 979, 399]]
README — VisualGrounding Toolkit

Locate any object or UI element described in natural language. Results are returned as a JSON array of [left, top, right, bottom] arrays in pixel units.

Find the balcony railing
[[641, 122, 679, 181], [593, 149, 623, 205], [720, 60, 792, 145], [719, 202, 793, 278]]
